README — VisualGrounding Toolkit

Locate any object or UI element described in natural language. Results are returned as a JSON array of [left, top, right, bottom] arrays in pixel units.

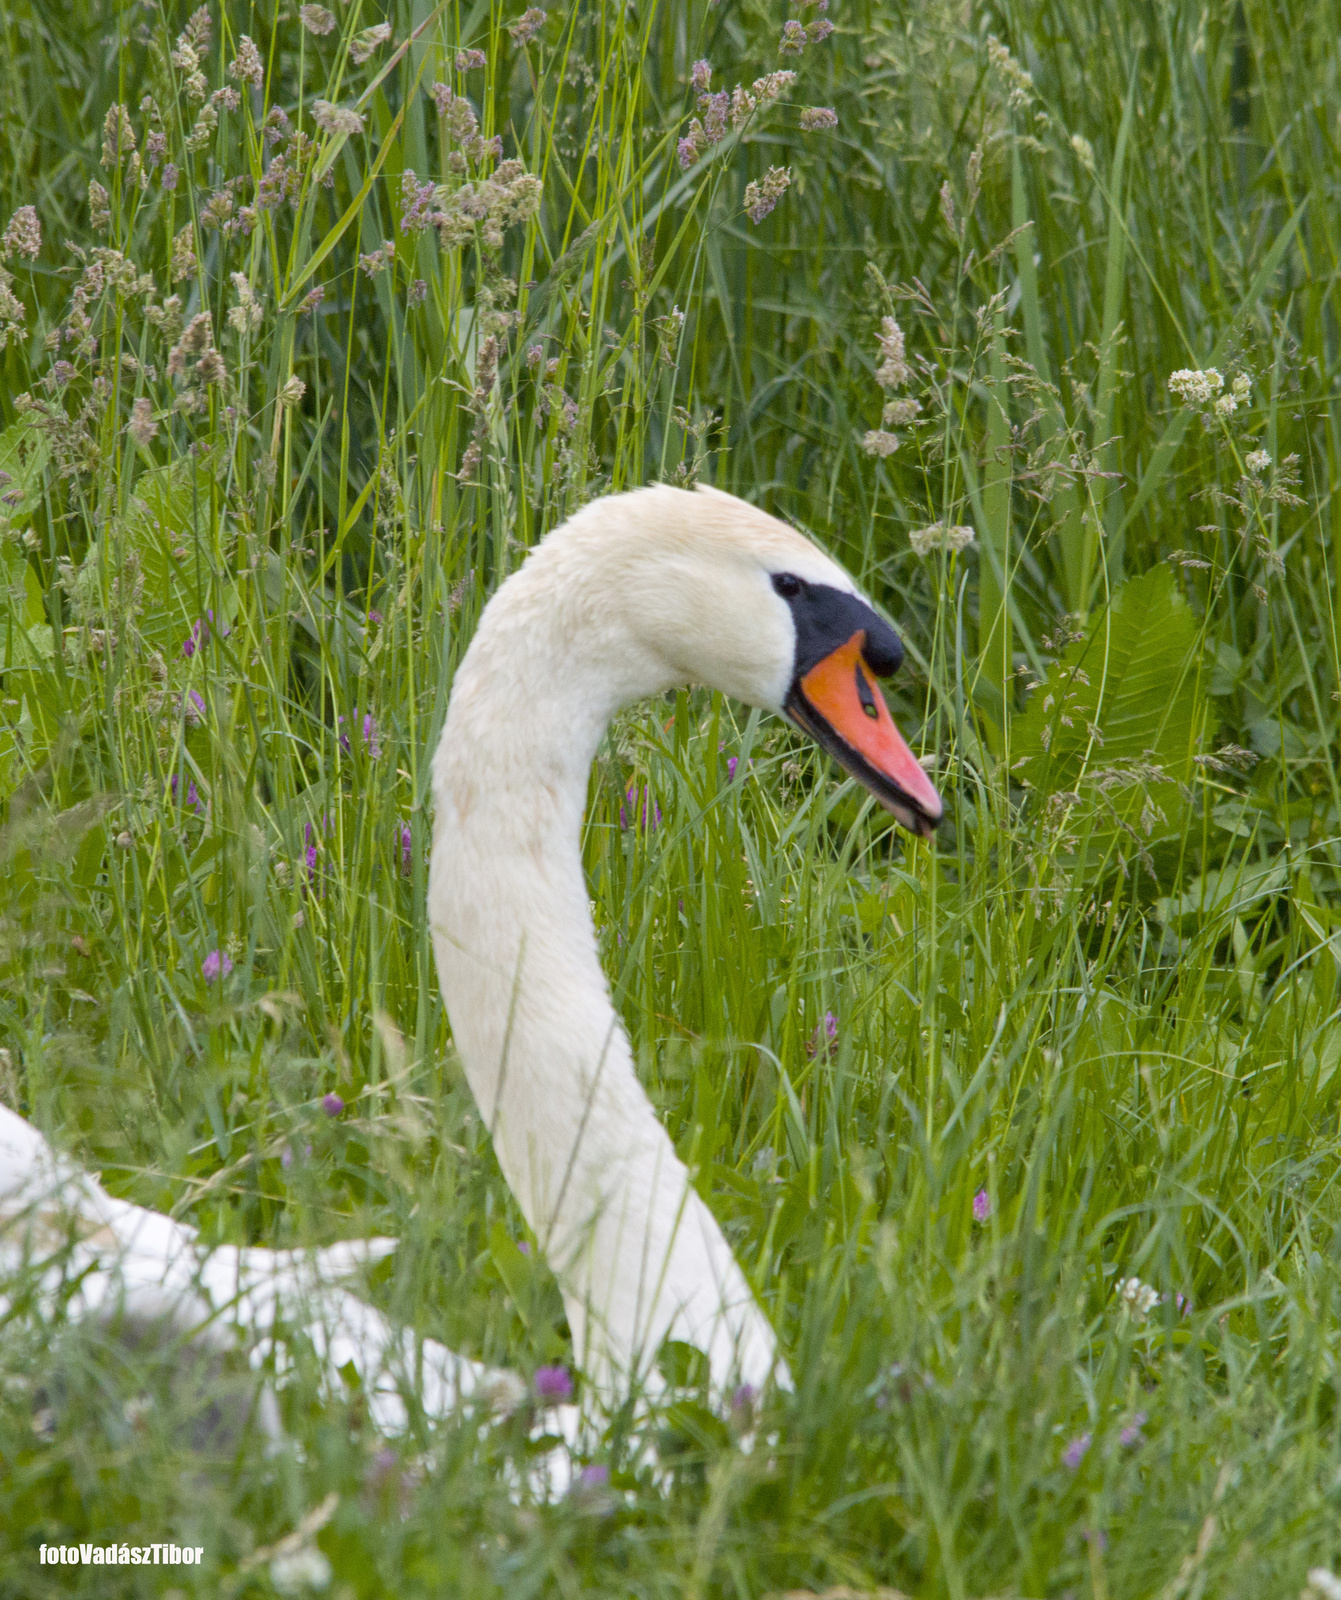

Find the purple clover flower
[[185, 690, 207, 724], [533, 1365, 573, 1403], [170, 774, 203, 812], [619, 782, 661, 831], [338, 709, 382, 758], [1119, 1411, 1147, 1447], [180, 609, 229, 658], [972, 1189, 991, 1223], [576, 1463, 609, 1488], [730, 1383, 756, 1413], [322, 1092, 344, 1117], [1062, 1432, 1091, 1470], [807, 1011, 838, 1057], [202, 949, 233, 982], [303, 815, 332, 892], [517, 1240, 531, 1254], [399, 822, 412, 875]]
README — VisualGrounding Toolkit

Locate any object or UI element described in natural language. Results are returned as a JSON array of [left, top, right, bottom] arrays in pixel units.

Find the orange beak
[[785, 631, 943, 837]]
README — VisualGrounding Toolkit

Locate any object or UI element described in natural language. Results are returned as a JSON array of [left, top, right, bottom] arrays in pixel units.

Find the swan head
[[597, 485, 944, 837]]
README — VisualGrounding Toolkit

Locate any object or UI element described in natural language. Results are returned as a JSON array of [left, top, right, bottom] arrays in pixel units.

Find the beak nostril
[[854, 663, 880, 719]]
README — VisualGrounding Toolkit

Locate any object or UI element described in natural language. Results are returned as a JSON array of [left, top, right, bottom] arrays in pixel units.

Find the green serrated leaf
[[1012, 567, 1211, 870], [0, 416, 50, 518], [1014, 566, 1205, 792], [1156, 857, 1287, 930]]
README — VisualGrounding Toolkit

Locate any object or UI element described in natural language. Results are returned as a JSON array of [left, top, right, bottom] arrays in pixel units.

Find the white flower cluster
[[1168, 367, 1250, 416], [862, 315, 923, 459], [908, 523, 975, 556], [227, 272, 263, 336], [1245, 449, 1271, 475], [1117, 1276, 1159, 1317]]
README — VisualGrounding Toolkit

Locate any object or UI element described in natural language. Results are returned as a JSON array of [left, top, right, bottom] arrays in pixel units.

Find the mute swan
[[429, 482, 942, 1403]]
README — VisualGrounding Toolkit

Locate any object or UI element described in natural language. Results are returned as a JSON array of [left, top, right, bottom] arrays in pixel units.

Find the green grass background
[[2, 0, 1341, 1593]]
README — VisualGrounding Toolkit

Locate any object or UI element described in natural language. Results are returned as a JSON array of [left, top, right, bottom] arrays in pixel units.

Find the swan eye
[[772, 572, 803, 599]]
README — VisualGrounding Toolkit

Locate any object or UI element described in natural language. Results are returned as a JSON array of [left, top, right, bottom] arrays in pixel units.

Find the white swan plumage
[[0, 1101, 527, 1437], [429, 482, 941, 1402], [0, 482, 940, 1452]]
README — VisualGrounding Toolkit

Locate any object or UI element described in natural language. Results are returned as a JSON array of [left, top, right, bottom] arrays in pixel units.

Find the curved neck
[[428, 530, 780, 1396]]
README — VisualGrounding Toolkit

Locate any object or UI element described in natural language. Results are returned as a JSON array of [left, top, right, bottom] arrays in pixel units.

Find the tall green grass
[[2, 0, 1341, 1593]]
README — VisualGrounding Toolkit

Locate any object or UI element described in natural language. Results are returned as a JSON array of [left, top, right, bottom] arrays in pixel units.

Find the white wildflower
[[987, 35, 1034, 106], [508, 8, 546, 44], [311, 100, 364, 137], [742, 165, 791, 224], [279, 375, 306, 409], [126, 397, 158, 446], [101, 104, 136, 170], [908, 522, 975, 555], [270, 1545, 332, 1593], [299, 4, 336, 35], [1232, 372, 1251, 400], [1168, 367, 1224, 405], [2, 206, 41, 262], [350, 22, 391, 62], [88, 180, 111, 231], [751, 70, 796, 101], [1214, 392, 1238, 417], [229, 35, 264, 89], [862, 429, 900, 458], [1117, 1276, 1159, 1318], [169, 224, 197, 282], [228, 272, 263, 336], [358, 239, 396, 277], [883, 397, 922, 426], [1245, 449, 1271, 475], [1306, 1571, 1341, 1600], [875, 315, 910, 389]]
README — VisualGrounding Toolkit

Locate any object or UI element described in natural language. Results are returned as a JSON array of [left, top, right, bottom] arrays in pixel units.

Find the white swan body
[[0, 1104, 526, 1436], [429, 484, 941, 1401]]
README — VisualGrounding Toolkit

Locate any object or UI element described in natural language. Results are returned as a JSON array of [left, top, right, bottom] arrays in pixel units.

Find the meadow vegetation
[[2, 0, 1341, 1593]]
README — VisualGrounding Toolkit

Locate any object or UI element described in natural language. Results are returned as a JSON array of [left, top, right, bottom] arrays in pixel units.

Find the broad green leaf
[[1156, 858, 1288, 930], [1012, 566, 1210, 865], [102, 461, 231, 660], [0, 417, 50, 518], [1014, 565, 1205, 792]]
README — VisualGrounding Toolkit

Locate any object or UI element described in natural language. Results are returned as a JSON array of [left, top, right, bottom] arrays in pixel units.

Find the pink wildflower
[[202, 949, 233, 981], [533, 1365, 572, 1403], [1119, 1411, 1147, 1446]]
